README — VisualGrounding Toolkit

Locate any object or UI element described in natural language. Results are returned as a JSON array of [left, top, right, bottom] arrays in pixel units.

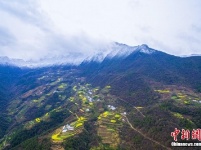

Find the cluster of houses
[[87, 96, 93, 102], [88, 90, 93, 95], [192, 100, 201, 103], [108, 105, 116, 110], [62, 124, 74, 133]]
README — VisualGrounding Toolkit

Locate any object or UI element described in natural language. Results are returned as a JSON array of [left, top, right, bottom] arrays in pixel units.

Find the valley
[[0, 46, 201, 149], [0, 67, 200, 149], [0, 68, 130, 149]]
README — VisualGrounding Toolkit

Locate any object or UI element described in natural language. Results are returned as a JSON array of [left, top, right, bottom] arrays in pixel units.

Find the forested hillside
[[0, 49, 201, 150]]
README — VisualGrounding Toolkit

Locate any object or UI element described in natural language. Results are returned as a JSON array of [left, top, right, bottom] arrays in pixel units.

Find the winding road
[[122, 114, 171, 150]]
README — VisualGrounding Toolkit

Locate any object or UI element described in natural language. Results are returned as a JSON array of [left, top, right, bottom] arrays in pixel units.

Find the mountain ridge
[[1, 43, 199, 68]]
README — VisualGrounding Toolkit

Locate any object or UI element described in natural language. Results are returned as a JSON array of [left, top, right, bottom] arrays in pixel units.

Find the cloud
[[0, 0, 48, 30], [0, 26, 16, 46], [0, 0, 111, 61], [191, 24, 201, 33], [0, 0, 201, 63], [41, 32, 111, 61], [1, 0, 114, 60]]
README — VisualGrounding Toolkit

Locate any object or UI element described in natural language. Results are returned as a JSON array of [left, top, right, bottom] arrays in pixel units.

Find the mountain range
[[0, 43, 201, 150], [0, 43, 198, 67]]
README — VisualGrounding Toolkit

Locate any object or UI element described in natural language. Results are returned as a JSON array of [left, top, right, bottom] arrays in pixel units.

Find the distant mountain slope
[[0, 65, 25, 109], [1, 43, 201, 106], [82, 44, 201, 86], [0, 65, 28, 139], [80, 44, 201, 105]]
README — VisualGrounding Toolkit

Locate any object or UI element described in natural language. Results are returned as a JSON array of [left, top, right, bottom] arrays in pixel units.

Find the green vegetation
[[1, 60, 201, 150], [11, 137, 51, 150], [154, 89, 170, 93], [196, 86, 201, 93], [173, 112, 183, 119], [35, 118, 41, 123]]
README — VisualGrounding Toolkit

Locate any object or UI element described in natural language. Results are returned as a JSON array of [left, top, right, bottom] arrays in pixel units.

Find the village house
[[108, 105, 116, 110], [62, 124, 74, 133]]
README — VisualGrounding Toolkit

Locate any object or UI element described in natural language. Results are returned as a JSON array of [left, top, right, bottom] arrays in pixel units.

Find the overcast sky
[[0, 0, 201, 60]]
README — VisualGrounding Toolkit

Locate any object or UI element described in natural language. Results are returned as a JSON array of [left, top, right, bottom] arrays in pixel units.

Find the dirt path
[[117, 96, 145, 118], [122, 114, 171, 150], [133, 106, 145, 117]]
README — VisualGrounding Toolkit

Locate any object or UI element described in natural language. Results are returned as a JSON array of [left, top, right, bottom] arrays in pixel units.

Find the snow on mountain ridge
[[105, 43, 156, 58], [106, 43, 138, 58], [0, 43, 156, 67], [138, 44, 155, 54]]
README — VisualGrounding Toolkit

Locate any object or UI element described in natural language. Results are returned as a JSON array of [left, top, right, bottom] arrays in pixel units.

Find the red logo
[[171, 128, 180, 141], [181, 129, 190, 140], [171, 128, 201, 141], [192, 129, 201, 141]]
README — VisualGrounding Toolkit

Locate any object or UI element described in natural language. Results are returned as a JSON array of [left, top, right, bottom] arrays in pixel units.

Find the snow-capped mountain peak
[[0, 43, 156, 67], [105, 43, 156, 59], [106, 43, 138, 58], [137, 44, 155, 54]]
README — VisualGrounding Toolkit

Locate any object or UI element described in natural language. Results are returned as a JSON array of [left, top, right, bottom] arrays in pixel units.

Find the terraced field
[[154, 85, 201, 105], [48, 83, 127, 149], [97, 111, 122, 148]]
